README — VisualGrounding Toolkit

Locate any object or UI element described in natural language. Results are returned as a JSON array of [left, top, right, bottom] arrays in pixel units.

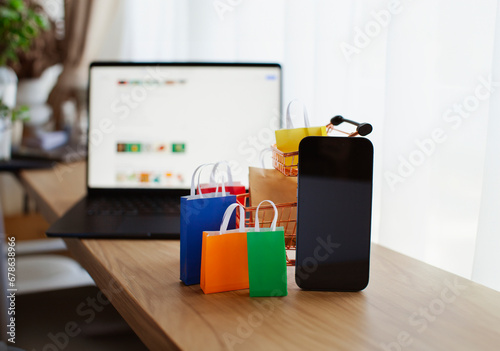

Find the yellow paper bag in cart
[[275, 100, 327, 154]]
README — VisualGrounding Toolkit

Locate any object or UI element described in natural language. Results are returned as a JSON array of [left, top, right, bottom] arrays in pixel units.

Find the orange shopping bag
[[200, 203, 249, 294]]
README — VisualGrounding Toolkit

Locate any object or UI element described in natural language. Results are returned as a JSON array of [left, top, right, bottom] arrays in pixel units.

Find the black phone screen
[[295, 136, 373, 291]]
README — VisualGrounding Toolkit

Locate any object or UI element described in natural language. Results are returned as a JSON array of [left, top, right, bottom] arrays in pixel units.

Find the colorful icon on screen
[[117, 143, 126, 152], [141, 143, 152, 152], [155, 144, 166, 152], [117, 142, 182, 153], [140, 173, 150, 183], [127, 173, 137, 181], [116, 173, 126, 182], [172, 143, 186, 153], [128, 144, 141, 152]]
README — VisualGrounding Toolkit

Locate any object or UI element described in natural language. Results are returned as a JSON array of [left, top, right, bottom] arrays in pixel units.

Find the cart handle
[[330, 115, 373, 136]]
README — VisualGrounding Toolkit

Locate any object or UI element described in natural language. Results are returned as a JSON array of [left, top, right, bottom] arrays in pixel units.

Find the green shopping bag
[[246, 200, 288, 297]]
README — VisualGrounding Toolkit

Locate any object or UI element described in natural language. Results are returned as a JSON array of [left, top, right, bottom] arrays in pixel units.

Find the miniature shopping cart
[[236, 193, 297, 266], [272, 115, 373, 177], [239, 116, 372, 265]]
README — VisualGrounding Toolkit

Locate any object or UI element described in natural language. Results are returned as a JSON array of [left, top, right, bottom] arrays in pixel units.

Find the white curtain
[[97, 0, 500, 290], [473, 1, 500, 291]]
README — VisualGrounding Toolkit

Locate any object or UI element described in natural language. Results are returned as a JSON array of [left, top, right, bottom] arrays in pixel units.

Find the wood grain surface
[[20, 161, 86, 222], [21, 163, 500, 351]]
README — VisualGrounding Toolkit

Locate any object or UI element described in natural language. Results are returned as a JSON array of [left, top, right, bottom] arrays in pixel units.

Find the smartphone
[[295, 136, 373, 291]]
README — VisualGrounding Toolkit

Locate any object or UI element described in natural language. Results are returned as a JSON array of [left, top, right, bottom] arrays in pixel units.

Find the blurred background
[[1, 0, 499, 293]]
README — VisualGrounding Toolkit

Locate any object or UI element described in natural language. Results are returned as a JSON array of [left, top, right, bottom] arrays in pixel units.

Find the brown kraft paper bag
[[248, 167, 297, 237]]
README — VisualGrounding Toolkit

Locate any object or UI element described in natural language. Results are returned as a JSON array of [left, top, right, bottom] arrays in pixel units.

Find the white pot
[[0, 118, 11, 161], [11, 119, 23, 151], [16, 64, 62, 106], [0, 66, 17, 161], [16, 65, 62, 127], [0, 66, 18, 108]]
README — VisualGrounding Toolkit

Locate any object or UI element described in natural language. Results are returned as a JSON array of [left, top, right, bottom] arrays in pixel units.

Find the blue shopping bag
[[180, 164, 237, 285]]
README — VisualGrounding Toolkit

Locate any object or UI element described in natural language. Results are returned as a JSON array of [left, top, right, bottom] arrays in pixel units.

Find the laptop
[[46, 62, 282, 239]]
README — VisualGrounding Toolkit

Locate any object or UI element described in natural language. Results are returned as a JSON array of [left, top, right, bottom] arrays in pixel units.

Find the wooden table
[[21, 162, 500, 351], [0, 158, 54, 214]]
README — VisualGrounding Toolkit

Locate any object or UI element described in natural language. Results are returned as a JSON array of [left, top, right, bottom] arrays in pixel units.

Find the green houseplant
[[0, 0, 48, 160], [0, 0, 49, 67], [0, 98, 29, 121], [0, 97, 29, 160]]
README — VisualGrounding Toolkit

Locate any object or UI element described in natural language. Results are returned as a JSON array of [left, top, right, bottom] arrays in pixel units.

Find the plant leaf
[[9, 0, 24, 11]]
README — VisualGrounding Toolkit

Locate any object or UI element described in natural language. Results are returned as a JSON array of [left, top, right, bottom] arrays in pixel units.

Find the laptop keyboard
[[87, 196, 180, 216]]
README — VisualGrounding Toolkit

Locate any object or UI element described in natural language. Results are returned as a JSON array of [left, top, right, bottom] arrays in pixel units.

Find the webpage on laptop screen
[[87, 65, 281, 189]]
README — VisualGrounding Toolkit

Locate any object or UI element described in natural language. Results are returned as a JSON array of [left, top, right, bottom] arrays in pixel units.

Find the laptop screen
[[88, 63, 281, 190]]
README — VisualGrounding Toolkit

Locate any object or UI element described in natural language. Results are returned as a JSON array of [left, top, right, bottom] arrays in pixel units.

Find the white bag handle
[[254, 200, 278, 232], [209, 161, 234, 187], [205, 172, 226, 197], [198, 168, 226, 198], [220, 203, 246, 234], [190, 163, 213, 196], [259, 148, 273, 169], [190, 163, 226, 198], [285, 99, 310, 129]]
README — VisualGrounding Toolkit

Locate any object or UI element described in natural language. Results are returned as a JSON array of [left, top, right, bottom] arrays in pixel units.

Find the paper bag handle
[[254, 200, 278, 232], [285, 99, 310, 129], [259, 148, 273, 169], [220, 203, 246, 234], [209, 161, 234, 187]]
